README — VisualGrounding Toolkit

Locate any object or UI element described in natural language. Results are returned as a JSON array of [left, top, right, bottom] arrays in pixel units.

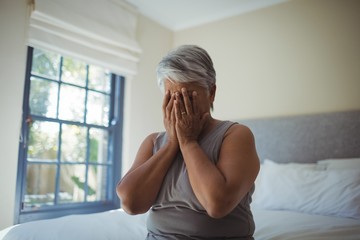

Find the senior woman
[[116, 45, 260, 240]]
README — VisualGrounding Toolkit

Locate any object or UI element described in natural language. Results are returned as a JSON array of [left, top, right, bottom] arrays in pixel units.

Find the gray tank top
[[146, 121, 255, 240]]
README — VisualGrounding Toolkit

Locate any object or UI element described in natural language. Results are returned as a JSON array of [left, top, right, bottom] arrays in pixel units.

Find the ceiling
[[124, 0, 292, 31]]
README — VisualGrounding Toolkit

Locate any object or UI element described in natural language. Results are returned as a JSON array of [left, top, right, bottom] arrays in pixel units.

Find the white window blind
[[28, 0, 141, 76]]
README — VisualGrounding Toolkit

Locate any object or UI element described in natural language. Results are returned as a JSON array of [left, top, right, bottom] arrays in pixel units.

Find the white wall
[[0, 0, 28, 230], [1, 0, 360, 230], [0, 0, 173, 230], [122, 15, 173, 175], [174, 0, 360, 120]]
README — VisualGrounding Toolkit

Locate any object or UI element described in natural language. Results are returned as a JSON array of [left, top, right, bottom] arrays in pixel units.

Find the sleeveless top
[[146, 121, 255, 240]]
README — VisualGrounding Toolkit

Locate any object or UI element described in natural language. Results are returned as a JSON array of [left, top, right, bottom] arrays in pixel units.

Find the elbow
[[121, 201, 148, 215], [206, 207, 230, 219], [116, 185, 149, 215], [119, 196, 149, 215], [205, 200, 233, 219]]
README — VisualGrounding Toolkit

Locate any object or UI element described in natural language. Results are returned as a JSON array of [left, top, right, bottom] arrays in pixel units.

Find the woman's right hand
[[162, 90, 179, 148]]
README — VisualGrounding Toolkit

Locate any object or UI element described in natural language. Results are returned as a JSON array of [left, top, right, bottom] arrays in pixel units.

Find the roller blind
[[27, 0, 141, 76]]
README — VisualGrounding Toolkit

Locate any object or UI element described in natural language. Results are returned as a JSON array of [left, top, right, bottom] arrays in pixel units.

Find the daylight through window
[[16, 47, 123, 223]]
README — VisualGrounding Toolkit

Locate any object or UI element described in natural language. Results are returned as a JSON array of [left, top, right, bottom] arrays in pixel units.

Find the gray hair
[[156, 45, 216, 93]]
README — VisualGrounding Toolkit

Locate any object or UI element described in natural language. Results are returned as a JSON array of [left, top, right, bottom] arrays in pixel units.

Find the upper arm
[[123, 132, 158, 175], [216, 124, 260, 202]]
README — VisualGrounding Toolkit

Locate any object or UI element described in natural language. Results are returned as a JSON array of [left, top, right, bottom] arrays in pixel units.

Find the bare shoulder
[[131, 132, 161, 169], [225, 122, 255, 143], [136, 132, 161, 154], [146, 132, 161, 143], [218, 122, 259, 172]]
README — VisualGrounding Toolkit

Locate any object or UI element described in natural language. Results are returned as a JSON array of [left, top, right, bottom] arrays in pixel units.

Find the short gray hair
[[156, 45, 216, 93]]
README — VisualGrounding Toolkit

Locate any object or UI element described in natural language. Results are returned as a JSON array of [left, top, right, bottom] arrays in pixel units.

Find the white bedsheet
[[0, 209, 148, 240], [253, 208, 360, 240], [1, 208, 360, 240]]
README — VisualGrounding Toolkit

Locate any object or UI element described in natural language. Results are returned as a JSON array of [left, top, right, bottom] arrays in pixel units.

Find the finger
[[162, 90, 171, 117], [192, 91, 198, 114], [174, 99, 182, 120], [181, 88, 193, 114], [175, 91, 186, 115], [166, 93, 175, 119]]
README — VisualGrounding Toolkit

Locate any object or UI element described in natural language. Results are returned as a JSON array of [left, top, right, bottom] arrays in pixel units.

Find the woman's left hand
[[174, 88, 209, 146]]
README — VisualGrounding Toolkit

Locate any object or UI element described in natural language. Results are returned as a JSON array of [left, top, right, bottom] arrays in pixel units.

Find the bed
[[1, 110, 360, 240]]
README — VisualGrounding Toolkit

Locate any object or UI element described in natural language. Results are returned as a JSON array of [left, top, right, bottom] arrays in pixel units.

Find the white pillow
[[317, 158, 360, 170], [263, 159, 317, 169], [254, 159, 317, 192], [252, 160, 360, 219], [253, 159, 316, 204]]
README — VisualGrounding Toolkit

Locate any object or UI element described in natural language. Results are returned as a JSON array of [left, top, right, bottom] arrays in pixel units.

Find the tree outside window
[[15, 47, 123, 223]]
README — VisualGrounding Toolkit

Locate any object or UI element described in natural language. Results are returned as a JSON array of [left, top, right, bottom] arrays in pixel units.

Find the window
[[15, 47, 124, 223]]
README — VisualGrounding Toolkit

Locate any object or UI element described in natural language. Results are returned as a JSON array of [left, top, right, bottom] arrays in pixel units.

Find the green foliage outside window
[[24, 48, 112, 208]]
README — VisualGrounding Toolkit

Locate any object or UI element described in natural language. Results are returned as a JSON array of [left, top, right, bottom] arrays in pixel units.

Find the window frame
[[14, 47, 123, 224]]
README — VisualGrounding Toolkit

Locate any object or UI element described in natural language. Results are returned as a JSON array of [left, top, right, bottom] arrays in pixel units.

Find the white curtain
[[27, 0, 141, 76]]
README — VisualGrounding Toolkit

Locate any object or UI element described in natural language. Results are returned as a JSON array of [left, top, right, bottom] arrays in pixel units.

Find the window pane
[[89, 128, 108, 164], [31, 48, 60, 79], [88, 66, 111, 93], [24, 164, 56, 208], [29, 77, 58, 118], [87, 165, 108, 202], [59, 164, 86, 203], [61, 124, 87, 162], [61, 57, 86, 87], [17, 47, 122, 222], [86, 91, 110, 126], [58, 84, 85, 122], [28, 121, 59, 162]]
